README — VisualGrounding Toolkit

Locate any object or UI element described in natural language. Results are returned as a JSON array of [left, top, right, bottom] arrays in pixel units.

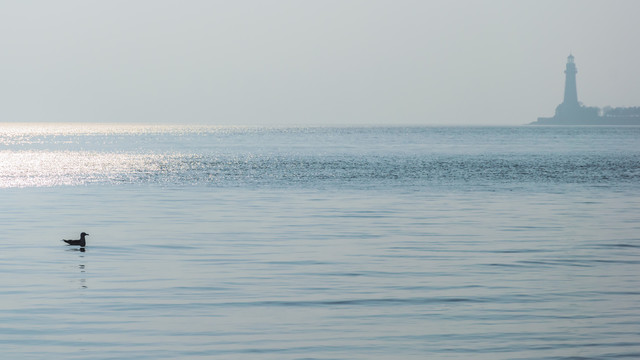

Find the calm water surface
[[1, 125, 639, 359]]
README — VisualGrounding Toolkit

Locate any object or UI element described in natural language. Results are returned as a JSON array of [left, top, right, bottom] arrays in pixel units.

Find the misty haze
[[2, 2, 639, 360]]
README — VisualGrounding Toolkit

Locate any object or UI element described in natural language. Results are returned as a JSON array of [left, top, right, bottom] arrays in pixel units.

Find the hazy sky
[[1, 0, 638, 126]]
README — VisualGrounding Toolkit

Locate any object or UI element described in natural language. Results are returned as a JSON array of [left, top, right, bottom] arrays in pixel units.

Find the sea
[[1, 124, 639, 360]]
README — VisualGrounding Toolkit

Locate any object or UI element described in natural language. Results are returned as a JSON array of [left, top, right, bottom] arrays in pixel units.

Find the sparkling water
[[1, 124, 639, 359]]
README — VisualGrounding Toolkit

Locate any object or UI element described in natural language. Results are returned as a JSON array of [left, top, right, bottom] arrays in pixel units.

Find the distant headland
[[531, 54, 640, 125]]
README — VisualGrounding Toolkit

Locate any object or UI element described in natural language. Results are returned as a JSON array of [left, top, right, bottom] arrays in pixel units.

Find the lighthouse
[[537, 54, 599, 124], [562, 54, 578, 106], [533, 54, 640, 125]]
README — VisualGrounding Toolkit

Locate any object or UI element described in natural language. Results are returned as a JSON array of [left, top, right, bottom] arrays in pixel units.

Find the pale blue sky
[[1, 0, 638, 125]]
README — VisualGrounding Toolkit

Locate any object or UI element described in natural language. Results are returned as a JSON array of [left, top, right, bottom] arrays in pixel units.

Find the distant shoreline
[[530, 117, 640, 126]]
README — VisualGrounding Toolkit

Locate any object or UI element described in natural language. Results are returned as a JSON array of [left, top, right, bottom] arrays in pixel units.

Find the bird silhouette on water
[[63, 232, 89, 247]]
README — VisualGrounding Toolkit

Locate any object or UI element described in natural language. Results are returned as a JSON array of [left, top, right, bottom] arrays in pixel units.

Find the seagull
[[63, 232, 89, 247]]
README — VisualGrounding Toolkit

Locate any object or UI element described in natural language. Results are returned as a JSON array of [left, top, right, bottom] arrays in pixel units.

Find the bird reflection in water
[[66, 247, 88, 288], [79, 264, 87, 289]]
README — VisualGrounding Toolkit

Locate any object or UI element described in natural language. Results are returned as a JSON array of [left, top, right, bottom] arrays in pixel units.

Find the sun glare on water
[[0, 151, 162, 188], [0, 122, 221, 137], [0, 123, 187, 188]]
